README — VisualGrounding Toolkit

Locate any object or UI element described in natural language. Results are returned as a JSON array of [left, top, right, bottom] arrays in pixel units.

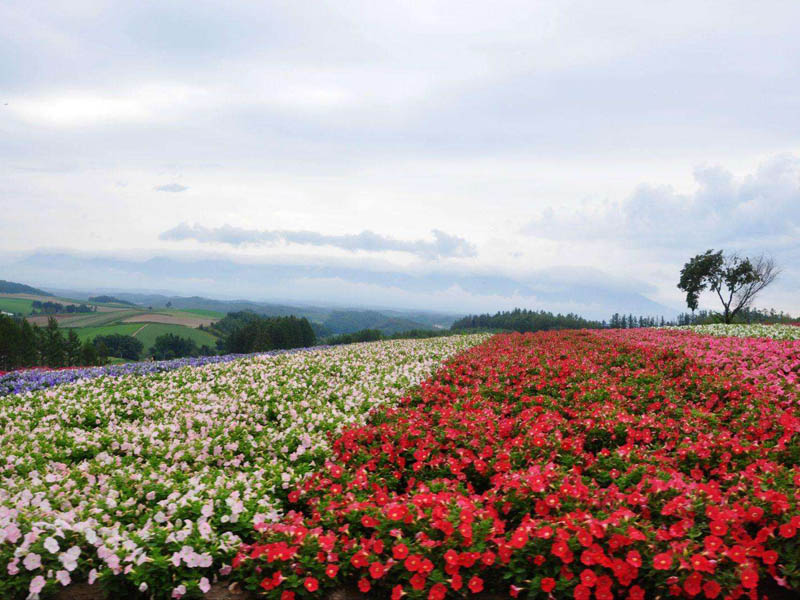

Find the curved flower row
[[0, 335, 487, 600], [0, 348, 329, 397], [670, 323, 800, 341], [235, 330, 800, 599]]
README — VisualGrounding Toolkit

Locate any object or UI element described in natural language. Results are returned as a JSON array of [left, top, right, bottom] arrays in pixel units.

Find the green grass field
[[72, 322, 218, 352], [0, 298, 34, 315], [132, 323, 219, 352], [175, 308, 226, 318], [72, 323, 144, 342]]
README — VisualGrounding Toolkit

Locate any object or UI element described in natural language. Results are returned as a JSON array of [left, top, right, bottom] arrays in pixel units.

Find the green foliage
[[0, 315, 103, 370], [151, 333, 200, 360], [218, 312, 315, 353], [678, 250, 779, 323], [452, 308, 603, 332], [31, 300, 93, 314], [93, 334, 144, 360], [326, 328, 455, 346]]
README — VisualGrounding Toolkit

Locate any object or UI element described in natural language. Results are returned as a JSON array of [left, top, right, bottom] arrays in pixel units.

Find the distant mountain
[[321, 310, 429, 335], [5, 252, 682, 322], [0, 280, 53, 297], [98, 293, 457, 335]]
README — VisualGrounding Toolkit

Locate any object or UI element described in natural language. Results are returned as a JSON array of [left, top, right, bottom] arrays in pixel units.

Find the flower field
[[0, 335, 487, 599], [236, 329, 800, 599], [674, 324, 800, 341], [0, 351, 299, 398]]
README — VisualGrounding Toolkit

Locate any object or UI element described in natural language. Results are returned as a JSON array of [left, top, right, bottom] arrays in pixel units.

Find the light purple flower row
[[0, 346, 329, 397]]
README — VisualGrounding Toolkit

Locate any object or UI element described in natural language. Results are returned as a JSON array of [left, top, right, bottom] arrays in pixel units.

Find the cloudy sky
[[1, 0, 798, 317]]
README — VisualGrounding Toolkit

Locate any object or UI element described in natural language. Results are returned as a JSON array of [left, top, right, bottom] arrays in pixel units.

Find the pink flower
[[29, 575, 46, 594], [199, 578, 211, 593], [23, 553, 42, 571], [56, 570, 71, 586]]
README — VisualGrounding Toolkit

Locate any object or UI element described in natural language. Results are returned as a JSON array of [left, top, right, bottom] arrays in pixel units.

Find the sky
[[1, 0, 799, 317]]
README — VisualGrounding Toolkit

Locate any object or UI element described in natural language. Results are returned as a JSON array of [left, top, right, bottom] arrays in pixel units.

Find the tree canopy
[[677, 250, 779, 323]]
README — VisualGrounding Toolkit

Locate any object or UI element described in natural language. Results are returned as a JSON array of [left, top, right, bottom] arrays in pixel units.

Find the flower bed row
[[0, 335, 488, 600], [0, 350, 327, 398], [235, 329, 800, 599], [672, 323, 800, 341]]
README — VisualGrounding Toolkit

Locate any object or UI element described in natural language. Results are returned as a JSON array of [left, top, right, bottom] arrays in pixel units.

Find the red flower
[[541, 577, 556, 593], [303, 577, 319, 592], [779, 523, 796, 538], [325, 564, 339, 578], [281, 592, 295, 600], [683, 572, 703, 597], [628, 586, 645, 600], [468, 576, 484, 594], [404, 555, 422, 572], [428, 583, 447, 600], [369, 561, 386, 579], [580, 570, 597, 587], [358, 578, 371, 593], [740, 568, 758, 589], [653, 552, 673, 570], [703, 580, 721, 599], [573, 584, 591, 600], [626, 550, 642, 568], [392, 543, 409, 560], [762, 550, 778, 565]]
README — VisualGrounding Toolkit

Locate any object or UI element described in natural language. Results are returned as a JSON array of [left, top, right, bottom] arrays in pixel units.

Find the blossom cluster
[[0, 335, 486, 599], [671, 323, 800, 341], [236, 329, 800, 599]]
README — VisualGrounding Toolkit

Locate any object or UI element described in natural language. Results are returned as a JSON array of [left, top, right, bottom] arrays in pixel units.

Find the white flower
[[23, 553, 41, 571], [29, 574, 46, 594], [43, 537, 59, 554]]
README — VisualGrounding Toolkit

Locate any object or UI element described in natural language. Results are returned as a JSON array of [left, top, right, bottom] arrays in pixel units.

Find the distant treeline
[[451, 309, 602, 332], [211, 312, 316, 353], [454, 306, 798, 334], [31, 300, 95, 315], [0, 315, 101, 370], [325, 328, 447, 345]]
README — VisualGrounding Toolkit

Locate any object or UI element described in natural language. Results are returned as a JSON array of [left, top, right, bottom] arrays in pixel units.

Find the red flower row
[[234, 330, 800, 599]]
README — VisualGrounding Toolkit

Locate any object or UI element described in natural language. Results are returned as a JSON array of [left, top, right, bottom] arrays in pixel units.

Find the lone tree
[[678, 250, 779, 323]]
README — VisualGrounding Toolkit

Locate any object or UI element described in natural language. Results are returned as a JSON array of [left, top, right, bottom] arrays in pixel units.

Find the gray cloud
[[154, 183, 188, 193], [159, 223, 477, 259], [522, 154, 800, 250]]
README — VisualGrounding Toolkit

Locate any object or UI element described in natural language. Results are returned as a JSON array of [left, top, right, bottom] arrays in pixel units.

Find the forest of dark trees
[[325, 328, 446, 346], [213, 312, 316, 353], [454, 306, 798, 334], [451, 309, 603, 332], [0, 315, 100, 370]]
